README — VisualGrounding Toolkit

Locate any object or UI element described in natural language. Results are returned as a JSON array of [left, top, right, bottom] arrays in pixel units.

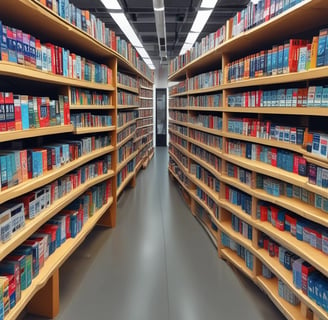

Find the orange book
[[309, 36, 319, 69]]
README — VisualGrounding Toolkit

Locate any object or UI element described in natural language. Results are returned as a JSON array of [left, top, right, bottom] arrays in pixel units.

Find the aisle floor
[[25, 147, 283, 320]]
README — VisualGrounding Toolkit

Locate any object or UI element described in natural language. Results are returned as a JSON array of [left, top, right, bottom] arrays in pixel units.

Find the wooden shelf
[[187, 136, 223, 158], [117, 119, 137, 134], [117, 150, 138, 173], [5, 196, 113, 320], [187, 123, 223, 136], [136, 123, 153, 130], [223, 107, 328, 116], [0, 62, 115, 90], [117, 83, 139, 94], [221, 248, 255, 281], [169, 92, 189, 98], [169, 107, 189, 111], [70, 104, 115, 110], [139, 97, 153, 100], [188, 106, 223, 112], [256, 248, 328, 320], [0, 171, 114, 262], [187, 86, 223, 95], [74, 126, 116, 134], [195, 215, 218, 247], [168, 119, 188, 127], [140, 85, 153, 91], [0, 125, 74, 143], [117, 104, 139, 109], [117, 171, 135, 197], [257, 276, 306, 320], [303, 154, 328, 169], [255, 220, 328, 278], [168, 167, 191, 195], [168, 128, 189, 142], [168, 151, 189, 177], [0, 146, 114, 205], [117, 132, 136, 149], [188, 152, 221, 181]]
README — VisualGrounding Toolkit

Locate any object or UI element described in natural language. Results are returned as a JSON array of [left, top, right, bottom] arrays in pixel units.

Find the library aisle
[[25, 147, 283, 320]]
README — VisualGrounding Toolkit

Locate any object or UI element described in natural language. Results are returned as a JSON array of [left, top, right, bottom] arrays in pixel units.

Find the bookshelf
[[168, 0, 328, 319], [0, 0, 153, 318]]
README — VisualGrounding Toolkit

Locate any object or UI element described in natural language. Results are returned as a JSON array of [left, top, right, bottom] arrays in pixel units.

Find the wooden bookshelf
[[117, 132, 136, 149], [168, 1, 328, 318], [117, 119, 137, 133], [74, 126, 116, 134], [117, 83, 139, 94], [116, 171, 136, 197], [70, 105, 115, 110], [117, 104, 139, 109]]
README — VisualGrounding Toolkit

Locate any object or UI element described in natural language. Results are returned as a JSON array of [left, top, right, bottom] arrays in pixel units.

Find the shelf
[[187, 86, 224, 95], [117, 119, 137, 134], [257, 276, 305, 320], [137, 115, 153, 120], [220, 175, 255, 197], [187, 123, 223, 136], [169, 107, 189, 111], [168, 151, 189, 177], [303, 155, 328, 169], [168, 128, 189, 142], [134, 131, 153, 144], [255, 220, 328, 278], [195, 215, 218, 247], [256, 248, 328, 320], [221, 248, 255, 281], [223, 107, 328, 116], [117, 171, 135, 197], [168, 119, 188, 127], [0, 146, 115, 205], [70, 105, 115, 110], [187, 136, 223, 159], [221, 67, 328, 90], [139, 97, 153, 100], [0, 125, 74, 143], [219, 220, 254, 252], [137, 123, 153, 130], [74, 126, 116, 134], [140, 85, 153, 91], [188, 106, 223, 112], [117, 105, 139, 109], [188, 152, 221, 181], [0, 61, 115, 90], [117, 132, 136, 149], [168, 167, 191, 195], [0, 171, 114, 263], [254, 188, 328, 228], [5, 196, 113, 320], [117, 150, 138, 172], [169, 92, 189, 98], [117, 83, 139, 94]]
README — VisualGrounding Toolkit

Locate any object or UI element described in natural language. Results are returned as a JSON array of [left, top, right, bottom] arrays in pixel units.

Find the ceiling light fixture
[[154, 7, 164, 11], [100, 0, 121, 10], [200, 0, 218, 8], [191, 10, 213, 33]]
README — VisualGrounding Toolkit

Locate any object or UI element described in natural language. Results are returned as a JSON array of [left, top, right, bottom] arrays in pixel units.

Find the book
[[0, 92, 6, 132], [13, 95, 22, 130], [310, 36, 319, 69], [317, 28, 328, 67], [4, 92, 15, 131]]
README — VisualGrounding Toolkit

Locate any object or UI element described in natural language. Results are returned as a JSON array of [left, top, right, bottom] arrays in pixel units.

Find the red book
[[63, 96, 70, 125], [13, 95, 22, 130], [54, 45, 59, 75], [0, 92, 7, 132], [293, 155, 300, 174], [271, 148, 277, 167], [301, 262, 315, 295], [38, 97, 50, 127], [4, 92, 15, 131], [260, 205, 268, 221]]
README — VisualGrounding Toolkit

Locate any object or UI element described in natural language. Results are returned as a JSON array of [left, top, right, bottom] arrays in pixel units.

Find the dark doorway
[[156, 88, 167, 146]]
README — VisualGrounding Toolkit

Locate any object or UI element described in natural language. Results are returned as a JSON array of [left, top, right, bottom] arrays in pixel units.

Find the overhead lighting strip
[[179, 0, 218, 55], [100, 0, 155, 70]]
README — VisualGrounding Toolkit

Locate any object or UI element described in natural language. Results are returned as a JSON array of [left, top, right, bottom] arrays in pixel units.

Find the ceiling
[[71, 0, 250, 64]]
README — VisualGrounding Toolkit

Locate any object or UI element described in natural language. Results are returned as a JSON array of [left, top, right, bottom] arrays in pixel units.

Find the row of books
[[227, 86, 328, 108], [0, 135, 111, 191], [0, 22, 112, 84], [189, 94, 222, 108], [36, 0, 153, 79], [117, 159, 135, 188], [189, 114, 222, 130], [117, 110, 138, 128], [226, 162, 252, 187], [194, 202, 218, 234], [188, 70, 223, 91], [226, 186, 252, 216], [140, 99, 153, 108], [169, 24, 226, 74], [117, 91, 139, 106], [231, 214, 253, 240], [136, 118, 152, 128], [257, 201, 327, 253], [70, 113, 112, 128], [139, 109, 152, 118], [0, 153, 111, 244], [169, 133, 188, 150], [117, 124, 136, 144], [226, 32, 328, 82], [139, 78, 153, 89], [230, 0, 304, 38], [191, 164, 220, 193], [140, 88, 153, 99], [170, 123, 188, 136], [169, 97, 188, 108], [135, 127, 152, 140], [169, 81, 188, 95], [0, 180, 111, 317], [196, 186, 219, 219], [168, 158, 192, 190], [189, 129, 223, 150], [70, 88, 111, 106], [190, 143, 222, 172], [0, 93, 70, 132], [117, 141, 135, 163], [169, 110, 188, 123], [117, 72, 138, 89], [221, 232, 254, 270], [169, 145, 188, 169], [227, 118, 304, 144]]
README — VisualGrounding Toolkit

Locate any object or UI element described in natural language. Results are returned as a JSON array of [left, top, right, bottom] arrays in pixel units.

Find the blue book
[[317, 29, 328, 67], [32, 151, 42, 178], [271, 46, 278, 75], [277, 45, 284, 74], [0, 155, 8, 190], [6, 27, 17, 63], [1, 25, 8, 61], [322, 87, 328, 107], [314, 86, 323, 106]]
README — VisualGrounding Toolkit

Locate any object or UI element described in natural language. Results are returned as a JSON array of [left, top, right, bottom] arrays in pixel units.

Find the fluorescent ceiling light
[[200, 0, 218, 8], [185, 32, 200, 45], [180, 43, 192, 55], [100, 0, 121, 10], [154, 7, 164, 11], [110, 12, 143, 48], [191, 10, 213, 33], [136, 47, 151, 59]]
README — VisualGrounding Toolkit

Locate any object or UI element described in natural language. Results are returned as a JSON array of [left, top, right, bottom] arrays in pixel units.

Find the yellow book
[[309, 36, 319, 69]]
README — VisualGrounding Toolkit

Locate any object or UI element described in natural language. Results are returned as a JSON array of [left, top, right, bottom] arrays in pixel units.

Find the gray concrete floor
[[24, 147, 284, 320]]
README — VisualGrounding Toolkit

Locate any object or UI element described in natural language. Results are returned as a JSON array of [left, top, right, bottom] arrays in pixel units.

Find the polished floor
[[25, 147, 283, 320]]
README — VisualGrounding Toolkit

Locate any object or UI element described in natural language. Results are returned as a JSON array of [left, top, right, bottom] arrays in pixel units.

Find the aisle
[[26, 147, 283, 320]]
